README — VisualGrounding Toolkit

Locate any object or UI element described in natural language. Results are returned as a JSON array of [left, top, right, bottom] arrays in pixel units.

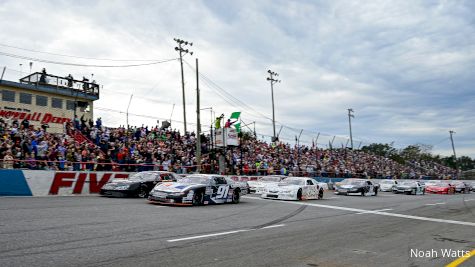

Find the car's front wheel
[[297, 189, 303, 200]]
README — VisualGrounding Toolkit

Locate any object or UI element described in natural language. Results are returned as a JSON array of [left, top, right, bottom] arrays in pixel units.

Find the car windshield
[[129, 172, 154, 181], [260, 177, 284, 182], [281, 179, 305, 186], [179, 176, 210, 185], [341, 179, 365, 186]]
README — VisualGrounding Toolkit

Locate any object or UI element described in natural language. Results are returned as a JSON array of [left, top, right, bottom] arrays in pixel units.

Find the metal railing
[[20, 72, 100, 97]]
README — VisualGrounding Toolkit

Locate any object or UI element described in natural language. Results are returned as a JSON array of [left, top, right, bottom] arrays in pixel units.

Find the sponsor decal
[[49, 172, 130, 195], [0, 109, 71, 124]]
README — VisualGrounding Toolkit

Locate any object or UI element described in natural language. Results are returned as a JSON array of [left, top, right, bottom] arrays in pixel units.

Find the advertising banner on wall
[[0, 170, 133, 196]]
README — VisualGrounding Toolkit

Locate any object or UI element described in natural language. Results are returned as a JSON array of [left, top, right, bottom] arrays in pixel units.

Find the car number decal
[[216, 185, 230, 199]]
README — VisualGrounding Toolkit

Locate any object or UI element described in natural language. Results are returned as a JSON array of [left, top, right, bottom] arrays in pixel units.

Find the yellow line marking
[[446, 249, 475, 267]]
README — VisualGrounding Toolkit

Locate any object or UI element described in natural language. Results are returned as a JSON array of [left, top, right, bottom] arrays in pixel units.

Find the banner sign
[[0, 109, 71, 124], [214, 128, 239, 147], [0, 170, 133, 196]]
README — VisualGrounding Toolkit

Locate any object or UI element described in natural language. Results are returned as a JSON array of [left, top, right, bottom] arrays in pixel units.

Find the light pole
[[200, 107, 214, 149], [126, 94, 133, 130], [449, 130, 458, 172], [267, 70, 280, 142], [348, 108, 355, 149], [174, 38, 193, 134]]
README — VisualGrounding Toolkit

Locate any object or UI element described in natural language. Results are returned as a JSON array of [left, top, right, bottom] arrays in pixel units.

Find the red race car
[[425, 181, 456, 194]]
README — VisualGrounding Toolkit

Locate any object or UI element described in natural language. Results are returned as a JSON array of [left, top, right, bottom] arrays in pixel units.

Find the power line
[[0, 51, 178, 67], [0, 42, 163, 62], [95, 106, 199, 127]]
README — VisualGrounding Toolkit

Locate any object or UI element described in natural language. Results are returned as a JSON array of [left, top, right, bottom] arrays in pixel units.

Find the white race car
[[379, 180, 398, 192], [261, 177, 324, 201], [247, 175, 287, 194]]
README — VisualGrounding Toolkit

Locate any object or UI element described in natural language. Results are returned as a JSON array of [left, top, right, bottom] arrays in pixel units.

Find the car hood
[[154, 182, 203, 193], [248, 181, 278, 187], [427, 186, 448, 190], [338, 184, 362, 189], [396, 185, 413, 189], [265, 184, 300, 192], [104, 179, 139, 186]]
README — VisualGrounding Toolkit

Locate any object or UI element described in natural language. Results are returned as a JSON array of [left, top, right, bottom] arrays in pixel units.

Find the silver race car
[[392, 181, 425, 195], [379, 180, 398, 192]]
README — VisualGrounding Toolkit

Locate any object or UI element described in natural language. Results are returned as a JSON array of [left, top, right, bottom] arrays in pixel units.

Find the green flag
[[230, 112, 241, 119], [234, 123, 241, 133]]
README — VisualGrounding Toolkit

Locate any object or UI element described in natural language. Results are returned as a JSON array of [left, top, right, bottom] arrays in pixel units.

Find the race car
[[247, 175, 287, 194], [334, 178, 379, 196], [261, 177, 324, 201], [425, 181, 456, 194], [469, 181, 475, 192], [392, 181, 425, 195], [225, 177, 250, 194], [379, 180, 398, 192], [100, 171, 178, 198], [148, 174, 242, 206], [451, 181, 471, 194]]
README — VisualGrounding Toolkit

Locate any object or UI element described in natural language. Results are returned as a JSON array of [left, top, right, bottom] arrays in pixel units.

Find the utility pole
[[449, 130, 458, 171], [126, 94, 133, 130], [174, 38, 193, 133], [348, 108, 355, 149], [196, 58, 201, 173], [297, 129, 303, 172], [267, 70, 281, 142]]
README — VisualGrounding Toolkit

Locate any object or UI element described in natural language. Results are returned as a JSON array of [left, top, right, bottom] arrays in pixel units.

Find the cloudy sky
[[0, 0, 474, 157]]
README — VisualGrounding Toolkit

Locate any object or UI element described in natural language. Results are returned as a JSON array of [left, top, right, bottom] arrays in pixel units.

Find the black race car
[[334, 178, 379, 196], [148, 174, 243, 206], [100, 171, 178, 198]]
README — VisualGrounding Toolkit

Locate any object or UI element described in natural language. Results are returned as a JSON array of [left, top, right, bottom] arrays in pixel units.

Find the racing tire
[[374, 188, 378, 196], [138, 186, 148, 198], [297, 189, 303, 201], [231, 190, 240, 204], [192, 191, 204, 206], [318, 189, 324, 200], [361, 189, 366, 196]]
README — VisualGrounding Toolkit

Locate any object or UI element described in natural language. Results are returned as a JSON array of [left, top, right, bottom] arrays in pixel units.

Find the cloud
[[0, 0, 473, 157]]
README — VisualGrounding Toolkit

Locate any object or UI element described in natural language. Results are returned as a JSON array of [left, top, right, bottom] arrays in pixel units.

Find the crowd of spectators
[[0, 117, 458, 179]]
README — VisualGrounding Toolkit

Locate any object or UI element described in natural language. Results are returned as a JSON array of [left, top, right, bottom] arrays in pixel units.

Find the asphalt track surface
[[1, 192, 474, 267]]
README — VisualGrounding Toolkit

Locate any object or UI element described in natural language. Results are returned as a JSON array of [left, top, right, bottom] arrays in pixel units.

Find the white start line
[[242, 196, 475, 227], [355, 208, 393, 215], [424, 202, 446, 206], [167, 224, 285, 242]]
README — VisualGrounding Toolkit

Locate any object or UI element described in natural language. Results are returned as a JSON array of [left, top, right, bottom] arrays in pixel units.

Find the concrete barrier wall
[[0, 170, 133, 196], [1, 170, 470, 196]]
